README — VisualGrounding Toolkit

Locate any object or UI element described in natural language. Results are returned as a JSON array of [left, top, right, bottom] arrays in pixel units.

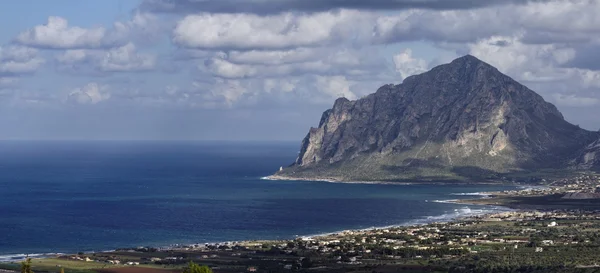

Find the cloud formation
[[173, 10, 371, 50], [0, 45, 44, 76], [141, 0, 544, 15], [16, 13, 160, 50], [201, 47, 390, 81], [67, 83, 111, 104], [55, 43, 156, 74], [5, 0, 600, 139], [99, 43, 156, 72], [16, 16, 114, 49], [393, 49, 428, 79]]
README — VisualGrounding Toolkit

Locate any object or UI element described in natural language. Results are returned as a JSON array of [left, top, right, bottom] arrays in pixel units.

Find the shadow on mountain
[[450, 166, 498, 178], [277, 55, 600, 182]]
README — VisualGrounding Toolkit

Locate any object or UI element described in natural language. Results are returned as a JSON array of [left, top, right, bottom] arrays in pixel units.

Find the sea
[[0, 141, 519, 261]]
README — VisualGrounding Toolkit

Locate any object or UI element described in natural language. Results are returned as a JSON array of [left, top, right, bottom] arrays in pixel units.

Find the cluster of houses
[[492, 174, 600, 199], [478, 210, 600, 222], [69, 256, 93, 262]]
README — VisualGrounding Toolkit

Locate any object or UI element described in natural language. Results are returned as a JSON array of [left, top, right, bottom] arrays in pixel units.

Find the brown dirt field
[[95, 267, 180, 273]]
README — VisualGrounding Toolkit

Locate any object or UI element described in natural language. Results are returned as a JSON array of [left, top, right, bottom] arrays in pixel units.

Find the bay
[[0, 141, 516, 257]]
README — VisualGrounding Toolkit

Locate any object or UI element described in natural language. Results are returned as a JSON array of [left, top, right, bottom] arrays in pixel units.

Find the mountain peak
[[453, 54, 482, 62], [276, 56, 599, 182], [402, 54, 498, 86], [446, 54, 496, 72]]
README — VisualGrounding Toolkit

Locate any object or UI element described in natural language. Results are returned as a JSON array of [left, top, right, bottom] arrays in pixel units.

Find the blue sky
[[0, 0, 599, 140]]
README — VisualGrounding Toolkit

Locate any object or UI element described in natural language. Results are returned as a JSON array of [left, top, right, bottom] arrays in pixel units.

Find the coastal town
[[5, 173, 600, 273], [498, 173, 600, 197]]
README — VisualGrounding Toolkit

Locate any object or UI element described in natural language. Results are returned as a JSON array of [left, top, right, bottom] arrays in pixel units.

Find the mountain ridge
[[274, 55, 600, 182]]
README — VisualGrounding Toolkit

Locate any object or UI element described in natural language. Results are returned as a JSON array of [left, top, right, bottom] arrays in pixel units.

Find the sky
[[1, 0, 600, 140]]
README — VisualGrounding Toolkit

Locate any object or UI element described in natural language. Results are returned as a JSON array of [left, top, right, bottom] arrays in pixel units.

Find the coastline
[[261, 175, 413, 185], [0, 186, 510, 263], [6, 206, 600, 273], [1, 206, 508, 263], [300, 202, 512, 240], [262, 174, 526, 186]]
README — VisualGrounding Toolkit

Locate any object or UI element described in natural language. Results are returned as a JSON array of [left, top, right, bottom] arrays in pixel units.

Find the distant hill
[[274, 55, 600, 182]]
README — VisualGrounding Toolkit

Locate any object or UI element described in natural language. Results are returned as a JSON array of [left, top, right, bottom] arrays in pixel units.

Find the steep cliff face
[[573, 138, 600, 171], [278, 55, 599, 181]]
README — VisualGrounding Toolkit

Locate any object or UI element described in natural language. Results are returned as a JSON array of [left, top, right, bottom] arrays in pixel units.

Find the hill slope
[[275, 55, 599, 182], [573, 138, 600, 171]]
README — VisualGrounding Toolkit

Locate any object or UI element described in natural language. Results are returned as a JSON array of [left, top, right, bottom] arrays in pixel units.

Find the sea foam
[[450, 192, 491, 196], [0, 253, 63, 262]]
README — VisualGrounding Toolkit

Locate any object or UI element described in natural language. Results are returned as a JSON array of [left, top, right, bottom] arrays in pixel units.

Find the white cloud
[[189, 79, 249, 107], [54, 44, 156, 73], [9, 0, 600, 128], [367, 1, 600, 47], [55, 49, 89, 64], [16, 13, 161, 49], [0, 59, 44, 74], [170, 1, 600, 51], [393, 49, 428, 79], [0, 46, 38, 62], [211, 80, 248, 106], [552, 93, 600, 107], [517, 0, 600, 43], [0, 46, 44, 75], [162, 0, 600, 114], [468, 35, 577, 82], [204, 58, 259, 78], [99, 43, 156, 72], [173, 10, 372, 50], [54, 49, 105, 75], [113, 12, 162, 40], [178, 74, 374, 109], [141, 0, 545, 14], [67, 83, 111, 104], [201, 47, 390, 81], [263, 78, 298, 93], [227, 48, 321, 65], [315, 75, 357, 100], [578, 69, 600, 89], [16, 17, 109, 49]]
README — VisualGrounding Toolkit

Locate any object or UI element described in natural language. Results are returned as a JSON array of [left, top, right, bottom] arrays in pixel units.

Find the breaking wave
[[0, 253, 64, 262], [450, 192, 491, 196]]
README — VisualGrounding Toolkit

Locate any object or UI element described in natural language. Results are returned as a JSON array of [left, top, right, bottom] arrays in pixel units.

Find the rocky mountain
[[275, 55, 600, 182], [573, 138, 600, 171]]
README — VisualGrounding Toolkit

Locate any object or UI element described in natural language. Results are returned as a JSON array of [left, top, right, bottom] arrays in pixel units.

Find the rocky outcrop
[[573, 138, 600, 171], [276, 55, 600, 182]]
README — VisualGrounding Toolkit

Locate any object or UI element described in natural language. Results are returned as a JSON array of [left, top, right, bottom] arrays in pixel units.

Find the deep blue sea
[[0, 141, 518, 259]]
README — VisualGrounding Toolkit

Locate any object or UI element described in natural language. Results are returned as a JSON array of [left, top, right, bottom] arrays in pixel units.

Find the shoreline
[[300, 203, 513, 240], [6, 207, 599, 273], [0, 189, 511, 262], [262, 174, 523, 186], [261, 175, 414, 185], [260, 174, 528, 188]]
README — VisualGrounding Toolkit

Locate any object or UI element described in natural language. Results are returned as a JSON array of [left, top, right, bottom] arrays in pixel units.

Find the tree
[[60, 268, 64, 273], [182, 261, 213, 273], [20, 258, 34, 273]]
